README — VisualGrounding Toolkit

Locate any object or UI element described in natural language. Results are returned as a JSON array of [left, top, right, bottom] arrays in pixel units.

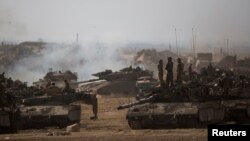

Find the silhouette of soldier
[[158, 59, 164, 86], [220, 73, 232, 96], [207, 63, 214, 76], [165, 57, 174, 87], [188, 64, 193, 81], [63, 80, 70, 93], [7, 77, 13, 88], [177, 58, 184, 84], [188, 64, 192, 75], [0, 72, 5, 82]]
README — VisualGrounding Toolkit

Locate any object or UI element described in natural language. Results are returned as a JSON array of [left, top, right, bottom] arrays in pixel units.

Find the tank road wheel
[[128, 119, 142, 129]]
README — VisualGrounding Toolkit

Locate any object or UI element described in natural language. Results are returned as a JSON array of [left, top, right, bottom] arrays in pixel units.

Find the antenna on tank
[[192, 28, 196, 61], [175, 28, 178, 56], [227, 38, 229, 55], [169, 44, 172, 52]]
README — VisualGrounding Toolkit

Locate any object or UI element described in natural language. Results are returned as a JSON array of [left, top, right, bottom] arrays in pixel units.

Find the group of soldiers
[[157, 57, 249, 96], [158, 57, 185, 87]]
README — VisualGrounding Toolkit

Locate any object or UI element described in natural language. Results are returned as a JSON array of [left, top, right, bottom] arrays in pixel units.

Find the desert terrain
[[0, 95, 207, 141]]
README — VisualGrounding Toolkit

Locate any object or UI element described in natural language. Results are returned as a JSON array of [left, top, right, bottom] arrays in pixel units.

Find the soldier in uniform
[[207, 63, 214, 76], [188, 64, 193, 80], [177, 58, 184, 84], [7, 77, 13, 88], [158, 59, 164, 86], [165, 57, 174, 87], [220, 73, 233, 96], [0, 72, 5, 82], [63, 80, 70, 93], [188, 64, 192, 75]]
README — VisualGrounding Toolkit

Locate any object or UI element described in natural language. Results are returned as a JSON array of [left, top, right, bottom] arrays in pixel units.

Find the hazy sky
[[1, 0, 250, 46]]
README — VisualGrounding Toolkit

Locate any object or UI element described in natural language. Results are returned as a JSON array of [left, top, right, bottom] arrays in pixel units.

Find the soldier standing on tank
[[7, 77, 13, 88], [165, 57, 174, 87], [0, 72, 5, 83], [177, 58, 184, 84], [220, 73, 232, 96], [158, 59, 164, 86], [63, 80, 70, 94], [188, 64, 193, 80]]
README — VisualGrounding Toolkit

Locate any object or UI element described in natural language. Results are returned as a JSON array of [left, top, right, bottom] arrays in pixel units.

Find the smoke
[[7, 42, 129, 85], [0, 6, 26, 40]]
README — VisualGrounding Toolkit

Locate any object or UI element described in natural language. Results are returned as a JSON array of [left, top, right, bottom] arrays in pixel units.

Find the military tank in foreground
[[20, 92, 98, 129], [118, 75, 250, 129]]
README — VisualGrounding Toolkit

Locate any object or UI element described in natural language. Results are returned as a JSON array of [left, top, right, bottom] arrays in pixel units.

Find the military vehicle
[[0, 73, 98, 132], [92, 66, 153, 81], [78, 66, 154, 96], [33, 69, 78, 89], [19, 91, 98, 129], [118, 72, 250, 129], [135, 76, 158, 100]]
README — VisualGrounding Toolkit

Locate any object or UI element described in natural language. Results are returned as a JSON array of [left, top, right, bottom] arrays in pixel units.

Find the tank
[[19, 105, 81, 129], [118, 75, 250, 129], [33, 70, 78, 89], [92, 66, 153, 81], [19, 92, 98, 129], [1, 70, 98, 132], [78, 67, 154, 96], [135, 76, 158, 100]]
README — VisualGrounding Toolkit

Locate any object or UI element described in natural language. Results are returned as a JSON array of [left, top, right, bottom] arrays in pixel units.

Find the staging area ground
[[0, 96, 207, 141]]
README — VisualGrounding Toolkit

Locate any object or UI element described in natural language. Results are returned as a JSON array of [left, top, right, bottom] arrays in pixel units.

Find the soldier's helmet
[[168, 57, 172, 61], [177, 58, 181, 62], [159, 59, 163, 64]]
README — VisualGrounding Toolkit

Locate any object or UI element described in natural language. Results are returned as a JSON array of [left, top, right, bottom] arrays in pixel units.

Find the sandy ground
[[0, 96, 207, 141]]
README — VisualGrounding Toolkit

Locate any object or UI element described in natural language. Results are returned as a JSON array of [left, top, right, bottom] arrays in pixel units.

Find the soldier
[[158, 59, 164, 86], [188, 64, 192, 75], [207, 63, 214, 76], [177, 58, 184, 84], [220, 73, 233, 96], [63, 80, 70, 93], [188, 64, 193, 81], [89, 94, 98, 120], [165, 57, 174, 87], [7, 77, 13, 88], [0, 72, 5, 82]]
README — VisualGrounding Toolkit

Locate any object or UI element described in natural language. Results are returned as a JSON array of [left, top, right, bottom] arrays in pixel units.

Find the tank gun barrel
[[117, 95, 154, 110]]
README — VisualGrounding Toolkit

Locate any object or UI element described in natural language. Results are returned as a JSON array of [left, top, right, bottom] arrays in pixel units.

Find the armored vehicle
[[135, 76, 158, 100], [20, 105, 81, 128], [33, 70, 78, 89], [118, 74, 250, 129], [20, 92, 98, 129], [78, 66, 154, 96], [0, 70, 98, 132], [92, 66, 153, 81]]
